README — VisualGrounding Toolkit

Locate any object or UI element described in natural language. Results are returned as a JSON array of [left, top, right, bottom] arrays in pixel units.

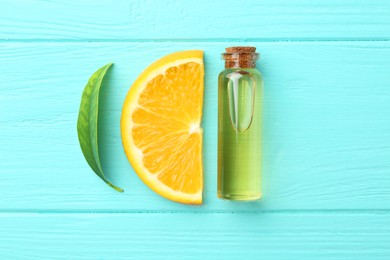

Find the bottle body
[[218, 68, 263, 201]]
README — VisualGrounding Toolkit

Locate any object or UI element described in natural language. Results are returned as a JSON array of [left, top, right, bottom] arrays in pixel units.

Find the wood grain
[[1, 42, 390, 211], [2, 1, 390, 258], [1, 0, 390, 40], [0, 213, 389, 259]]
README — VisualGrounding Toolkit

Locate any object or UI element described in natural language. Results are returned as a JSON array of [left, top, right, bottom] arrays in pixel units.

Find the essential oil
[[218, 46, 263, 201]]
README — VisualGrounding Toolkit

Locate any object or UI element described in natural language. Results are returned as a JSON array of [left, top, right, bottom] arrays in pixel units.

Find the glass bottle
[[218, 46, 263, 201]]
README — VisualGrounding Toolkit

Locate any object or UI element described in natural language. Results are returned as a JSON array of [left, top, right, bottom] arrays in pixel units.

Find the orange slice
[[120, 50, 204, 204]]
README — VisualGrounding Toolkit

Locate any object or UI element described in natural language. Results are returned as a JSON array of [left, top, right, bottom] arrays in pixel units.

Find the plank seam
[[0, 38, 390, 43], [0, 209, 390, 214]]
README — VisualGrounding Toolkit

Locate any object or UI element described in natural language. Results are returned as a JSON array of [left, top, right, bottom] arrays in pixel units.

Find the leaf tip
[[106, 180, 124, 193]]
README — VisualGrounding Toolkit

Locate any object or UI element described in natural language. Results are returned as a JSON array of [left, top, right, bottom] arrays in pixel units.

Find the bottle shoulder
[[219, 68, 263, 80]]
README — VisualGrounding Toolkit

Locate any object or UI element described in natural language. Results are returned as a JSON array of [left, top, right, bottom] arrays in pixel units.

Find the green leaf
[[77, 63, 123, 192]]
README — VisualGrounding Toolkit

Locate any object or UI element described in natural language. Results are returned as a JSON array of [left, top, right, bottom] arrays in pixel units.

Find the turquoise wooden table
[[1, 0, 390, 259]]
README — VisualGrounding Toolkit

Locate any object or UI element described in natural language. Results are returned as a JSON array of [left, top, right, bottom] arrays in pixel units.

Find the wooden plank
[[1, 41, 390, 211], [0, 213, 389, 259], [1, 0, 390, 40]]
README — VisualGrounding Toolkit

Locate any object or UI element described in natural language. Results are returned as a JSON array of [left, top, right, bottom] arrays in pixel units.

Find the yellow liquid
[[218, 68, 263, 201]]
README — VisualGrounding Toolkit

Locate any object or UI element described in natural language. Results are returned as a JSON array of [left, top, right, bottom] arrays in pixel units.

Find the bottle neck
[[222, 46, 259, 69], [224, 57, 257, 69]]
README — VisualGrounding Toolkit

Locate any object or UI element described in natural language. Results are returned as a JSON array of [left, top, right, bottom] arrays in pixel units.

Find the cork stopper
[[222, 46, 259, 69], [225, 46, 256, 53]]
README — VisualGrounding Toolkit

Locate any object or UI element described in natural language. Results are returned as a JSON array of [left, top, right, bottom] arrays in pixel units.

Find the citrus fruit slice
[[121, 50, 204, 204]]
